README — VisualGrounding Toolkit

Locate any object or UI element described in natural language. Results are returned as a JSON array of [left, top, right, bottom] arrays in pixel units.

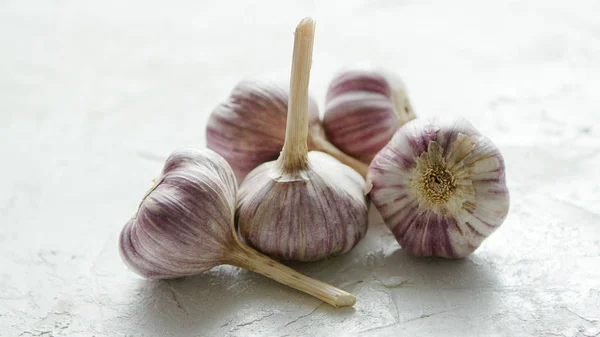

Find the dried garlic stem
[[226, 242, 356, 307], [278, 18, 315, 174], [310, 130, 369, 177]]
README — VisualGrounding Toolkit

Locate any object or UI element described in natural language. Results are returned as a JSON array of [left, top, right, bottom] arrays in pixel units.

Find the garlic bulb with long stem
[[206, 79, 319, 182], [236, 18, 368, 261], [367, 118, 510, 258], [323, 69, 417, 164], [119, 146, 356, 307], [206, 80, 368, 183]]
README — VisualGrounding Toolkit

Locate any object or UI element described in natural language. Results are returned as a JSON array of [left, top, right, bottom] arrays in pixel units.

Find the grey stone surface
[[1, 0, 599, 336]]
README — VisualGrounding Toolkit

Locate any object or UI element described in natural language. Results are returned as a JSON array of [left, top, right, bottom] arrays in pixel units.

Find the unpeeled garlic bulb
[[206, 79, 320, 182], [238, 151, 368, 261], [119, 146, 356, 307], [367, 118, 510, 258], [323, 91, 397, 163], [237, 18, 368, 261], [206, 79, 368, 183], [323, 69, 417, 163]]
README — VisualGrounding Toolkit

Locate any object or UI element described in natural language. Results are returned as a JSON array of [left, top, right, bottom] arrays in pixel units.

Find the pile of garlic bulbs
[[118, 16, 510, 308]]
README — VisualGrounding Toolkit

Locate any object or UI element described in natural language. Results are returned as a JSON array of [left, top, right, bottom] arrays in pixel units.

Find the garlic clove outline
[[119, 146, 356, 307], [323, 69, 417, 165], [236, 18, 369, 262], [367, 117, 510, 258]]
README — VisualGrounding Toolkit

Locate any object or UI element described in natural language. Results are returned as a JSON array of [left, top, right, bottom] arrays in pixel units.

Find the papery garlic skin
[[325, 69, 416, 125], [323, 91, 398, 163], [325, 71, 393, 101], [237, 151, 369, 261], [323, 70, 417, 164], [119, 147, 238, 279], [378, 70, 417, 126], [206, 79, 321, 182], [367, 118, 510, 258]]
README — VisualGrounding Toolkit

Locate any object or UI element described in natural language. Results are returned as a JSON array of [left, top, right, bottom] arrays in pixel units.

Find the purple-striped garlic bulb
[[237, 18, 368, 261], [367, 118, 510, 258], [206, 80, 367, 183], [119, 146, 356, 307], [323, 69, 417, 164]]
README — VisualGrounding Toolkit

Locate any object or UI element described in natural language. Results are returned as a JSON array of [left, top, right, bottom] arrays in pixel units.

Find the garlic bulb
[[367, 118, 510, 258], [206, 79, 320, 182], [323, 69, 417, 163], [207, 79, 367, 183], [237, 18, 368, 261], [119, 146, 356, 307], [323, 91, 398, 163]]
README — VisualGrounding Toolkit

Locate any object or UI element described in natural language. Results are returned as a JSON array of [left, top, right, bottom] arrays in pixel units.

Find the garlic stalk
[[367, 118, 510, 258], [236, 18, 368, 261], [119, 146, 356, 307]]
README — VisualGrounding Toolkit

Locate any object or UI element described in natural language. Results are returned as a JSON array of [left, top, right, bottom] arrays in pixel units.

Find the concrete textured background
[[1, 0, 599, 336]]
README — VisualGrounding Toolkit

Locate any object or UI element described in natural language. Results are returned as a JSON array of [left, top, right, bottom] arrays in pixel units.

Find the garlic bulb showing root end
[[367, 118, 510, 258], [237, 18, 368, 261], [119, 146, 356, 307], [323, 69, 417, 164]]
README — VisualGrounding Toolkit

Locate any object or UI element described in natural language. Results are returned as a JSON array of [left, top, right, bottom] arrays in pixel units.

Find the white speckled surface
[[1, 1, 599, 336]]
